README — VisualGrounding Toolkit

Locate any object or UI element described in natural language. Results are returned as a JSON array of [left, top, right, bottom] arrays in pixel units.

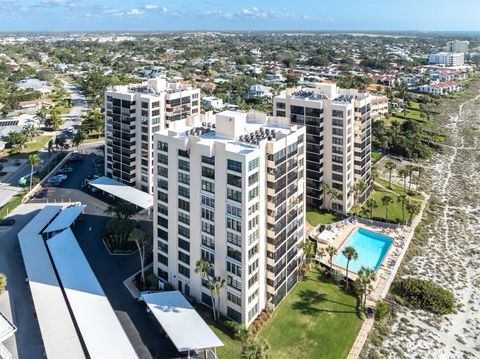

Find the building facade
[[153, 110, 306, 325], [446, 40, 469, 54], [428, 52, 464, 67], [104, 78, 200, 193], [273, 83, 372, 213]]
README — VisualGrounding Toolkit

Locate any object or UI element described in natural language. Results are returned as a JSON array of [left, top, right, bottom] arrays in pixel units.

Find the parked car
[[58, 167, 73, 174], [47, 174, 67, 183], [0, 218, 16, 226], [35, 189, 48, 198], [367, 307, 374, 318]]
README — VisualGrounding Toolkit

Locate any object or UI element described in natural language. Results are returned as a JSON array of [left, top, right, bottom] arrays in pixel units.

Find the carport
[[88, 176, 153, 210], [141, 291, 223, 358]]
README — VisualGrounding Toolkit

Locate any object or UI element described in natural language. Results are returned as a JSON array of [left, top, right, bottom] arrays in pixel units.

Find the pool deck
[[312, 219, 414, 301]]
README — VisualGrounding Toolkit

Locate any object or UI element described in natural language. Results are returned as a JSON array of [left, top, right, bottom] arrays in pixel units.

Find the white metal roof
[[18, 206, 86, 359], [88, 176, 153, 209], [0, 312, 16, 343], [141, 291, 223, 352], [43, 205, 86, 233], [47, 228, 138, 359]]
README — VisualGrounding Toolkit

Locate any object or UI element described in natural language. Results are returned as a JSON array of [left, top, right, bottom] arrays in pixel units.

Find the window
[[227, 231, 242, 247], [202, 166, 215, 179], [226, 261, 242, 276], [157, 203, 168, 216], [248, 303, 259, 321], [178, 159, 190, 171], [158, 166, 168, 178], [178, 238, 190, 251], [178, 198, 190, 212], [249, 259, 259, 275], [158, 228, 168, 240], [141, 102, 149, 109], [202, 292, 212, 306], [248, 172, 258, 186], [157, 141, 168, 152], [248, 158, 259, 171], [152, 101, 160, 108], [227, 306, 242, 323], [248, 202, 259, 215], [178, 251, 190, 265], [248, 244, 258, 258], [248, 230, 259, 245], [332, 128, 343, 136], [201, 208, 215, 222], [227, 159, 242, 173], [178, 186, 190, 198], [201, 195, 215, 208], [157, 216, 168, 228], [158, 241, 168, 253], [178, 225, 190, 238], [248, 216, 258, 230], [202, 156, 215, 165], [158, 253, 168, 266], [178, 212, 190, 225], [178, 264, 190, 278], [158, 154, 168, 165], [227, 204, 241, 218], [227, 218, 242, 233], [227, 276, 242, 291], [201, 249, 214, 262], [227, 188, 242, 203], [248, 273, 258, 288], [248, 288, 259, 303], [201, 235, 215, 249], [248, 187, 259, 200], [332, 109, 344, 118], [227, 246, 242, 261], [227, 173, 242, 188], [276, 101, 286, 109], [178, 172, 190, 185], [178, 149, 190, 158], [227, 291, 242, 306], [202, 180, 215, 193], [201, 221, 215, 235]]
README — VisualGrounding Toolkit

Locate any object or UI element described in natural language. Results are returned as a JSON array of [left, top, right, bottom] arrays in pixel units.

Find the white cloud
[[127, 8, 144, 16], [144, 4, 167, 12]]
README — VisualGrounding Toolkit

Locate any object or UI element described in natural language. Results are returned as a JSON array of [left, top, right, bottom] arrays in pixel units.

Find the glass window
[[227, 291, 242, 306], [227, 217, 242, 233], [248, 158, 259, 171], [157, 141, 168, 152], [227, 188, 242, 203], [178, 172, 190, 185], [248, 187, 259, 200], [227, 173, 242, 188], [201, 195, 215, 208], [202, 166, 215, 179], [178, 159, 190, 171], [202, 180, 215, 193], [227, 159, 242, 173], [178, 264, 190, 278], [178, 251, 190, 265], [227, 204, 241, 218], [227, 231, 242, 247], [178, 185, 190, 198], [202, 156, 215, 165], [201, 208, 215, 222], [158, 153, 168, 165]]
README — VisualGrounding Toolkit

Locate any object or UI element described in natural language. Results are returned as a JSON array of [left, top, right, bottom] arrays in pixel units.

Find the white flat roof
[[47, 228, 138, 359], [89, 176, 153, 209], [141, 291, 223, 352], [18, 206, 86, 359], [0, 312, 16, 343], [43, 205, 86, 233]]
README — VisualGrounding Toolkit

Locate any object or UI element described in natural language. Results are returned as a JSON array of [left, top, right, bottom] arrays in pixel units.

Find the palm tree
[[371, 167, 379, 188], [415, 166, 425, 187], [209, 276, 226, 322], [406, 201, 421, 225], [302, 239, 316, 269], [326, 245, 337, 273], [397, 194, 408, 223], [385, 161, 396, 189], [128, 228, 149, 285], [195, 259, 217, 320], [328, 188, 341, 210], [357, 267, 376, 311], [28, 154, 43, 190], [73, 131, 87, 151], [353, 180, 367, 209], [381, 195, 394, 221], [398, 168, 409, 193], [342, 246, 358, 289], [22, 124, 37, 142], [365, 198, 378, 219], [320, 182, 330, 208], [47, 139, 54, 157], [405, 165, 416, 193]]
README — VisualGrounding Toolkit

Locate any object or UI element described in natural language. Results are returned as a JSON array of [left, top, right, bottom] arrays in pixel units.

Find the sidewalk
[[347, 318, 374, 359]]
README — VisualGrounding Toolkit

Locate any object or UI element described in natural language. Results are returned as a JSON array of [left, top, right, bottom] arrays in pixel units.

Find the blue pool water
[[333, 228, 393, 273]]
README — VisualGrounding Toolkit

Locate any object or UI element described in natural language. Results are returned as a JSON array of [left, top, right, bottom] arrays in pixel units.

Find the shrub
[[331, 269, 344, 283], [392, 278, 456, 315], [375, 300, 390, 321]]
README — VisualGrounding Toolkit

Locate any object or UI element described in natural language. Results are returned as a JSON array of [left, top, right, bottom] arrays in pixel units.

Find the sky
[[0, 0, 479, 32]]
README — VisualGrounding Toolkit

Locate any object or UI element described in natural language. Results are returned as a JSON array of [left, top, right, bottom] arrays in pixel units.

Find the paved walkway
[[347, 318, 374, 359]]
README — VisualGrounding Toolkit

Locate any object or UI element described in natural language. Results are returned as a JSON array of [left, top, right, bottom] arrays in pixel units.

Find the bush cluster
[[392, 278, 455, 315]]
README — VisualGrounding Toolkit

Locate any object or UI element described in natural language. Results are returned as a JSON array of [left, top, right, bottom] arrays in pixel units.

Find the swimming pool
[[333, 228, 393, 273]]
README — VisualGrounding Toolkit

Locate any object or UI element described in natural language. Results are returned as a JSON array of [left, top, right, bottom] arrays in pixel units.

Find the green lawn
[[260, 270, 362, 359], [376, 178, 424, 200], [408, 101, 421, 110], [306, 208, 343, 226], [396, 109, 426, 122], [0, 195, 23, 219], [371, 150, 384, 164], [8, 135, 53, 157]]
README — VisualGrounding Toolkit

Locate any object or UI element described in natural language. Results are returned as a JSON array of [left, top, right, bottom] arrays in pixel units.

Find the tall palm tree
[[406, 201, 421, 225], [326, 245, 337, 273], [353, 180, 367, 209], [328, 188, 341, 210], [209, 276, 226, 322], [302, 239, 316, 269], [381, 195, 394, 221], [397, 194, 408, 223], [128, 228, 149, 285], [405, 165, 416, 193], [365, 198, 378, 219], [415, 166, 425, 187], [385, 161, 396, 189], [195, 259, 218, 320], [371, 167, 379, 188], [357, 267, 376, 311], [47, 139, 54, 158], [28, 154, 43, 190], [398, 168, 409, 193], [342, 246, 358, 289]]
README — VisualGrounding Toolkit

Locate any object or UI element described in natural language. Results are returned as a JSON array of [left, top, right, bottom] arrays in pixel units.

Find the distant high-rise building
[[153, 110, 306, 325], [446, 40, 469, 54], [428, 52, 464, 67], [104, 78, 200, 193], [273, 82, 372, 214]]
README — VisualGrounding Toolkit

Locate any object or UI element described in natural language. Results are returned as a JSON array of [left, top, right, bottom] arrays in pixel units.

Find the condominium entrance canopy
[[88, 176, 153, 209], [43, 205, 86, 233], [141, 291, 223, 354]]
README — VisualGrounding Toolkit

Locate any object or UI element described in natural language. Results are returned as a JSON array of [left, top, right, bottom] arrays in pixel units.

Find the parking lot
[[21, 152, 178, 358]]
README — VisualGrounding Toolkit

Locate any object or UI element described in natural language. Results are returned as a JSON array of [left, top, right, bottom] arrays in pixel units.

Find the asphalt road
[[18, 152, 178, 359]]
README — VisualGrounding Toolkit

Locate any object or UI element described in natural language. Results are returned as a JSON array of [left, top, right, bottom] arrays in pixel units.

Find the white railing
[[0, 342, 12, 359]]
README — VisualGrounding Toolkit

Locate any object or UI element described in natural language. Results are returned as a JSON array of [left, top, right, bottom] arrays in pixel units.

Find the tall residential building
[[104, 78, 200, 193], [153, 110, 306, 325], [446, 40, 469, 54], [428, 52, 464, 67], [273, 83, 372, 214]]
